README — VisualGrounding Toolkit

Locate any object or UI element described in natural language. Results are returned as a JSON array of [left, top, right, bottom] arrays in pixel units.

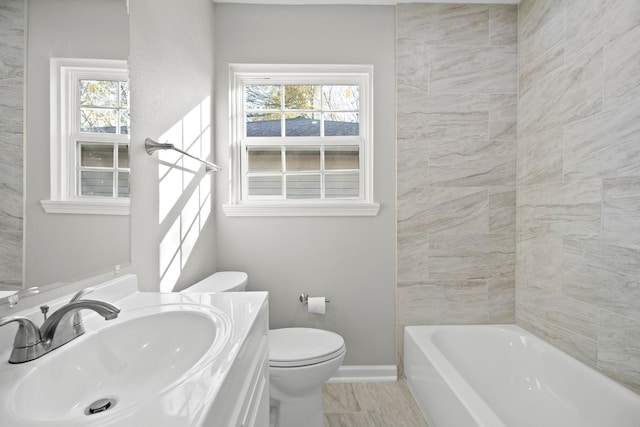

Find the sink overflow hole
[[85, 398, 117, 415]]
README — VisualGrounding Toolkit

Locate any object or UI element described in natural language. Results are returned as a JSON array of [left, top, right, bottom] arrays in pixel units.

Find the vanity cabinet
[[202, 301, 269, 427]]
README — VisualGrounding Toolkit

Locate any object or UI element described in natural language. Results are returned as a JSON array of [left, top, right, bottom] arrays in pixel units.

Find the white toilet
[[181, 272, 346, 427]]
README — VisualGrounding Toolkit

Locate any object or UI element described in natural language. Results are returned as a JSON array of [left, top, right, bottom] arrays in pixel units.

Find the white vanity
[[0, 274, 269, 427]]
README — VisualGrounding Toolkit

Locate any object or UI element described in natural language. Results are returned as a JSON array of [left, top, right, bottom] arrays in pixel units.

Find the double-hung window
[[42, 58, 130, 215], [224, 64, 379, 217]]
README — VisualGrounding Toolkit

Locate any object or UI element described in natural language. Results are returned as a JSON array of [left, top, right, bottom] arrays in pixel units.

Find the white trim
[[223, 201, 379, 216], [41, 198, 130, 215], [327, 365, 398, 383], [227, 63, 378, 217], [213, 0, 519, 4], [45, 58, 130, 216]]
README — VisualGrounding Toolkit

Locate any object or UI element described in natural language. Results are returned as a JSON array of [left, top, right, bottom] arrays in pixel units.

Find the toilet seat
[[269, 328, 346, 368]]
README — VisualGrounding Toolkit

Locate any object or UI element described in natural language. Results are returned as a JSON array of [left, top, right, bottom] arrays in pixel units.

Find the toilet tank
[[181, 271, 248, 293]]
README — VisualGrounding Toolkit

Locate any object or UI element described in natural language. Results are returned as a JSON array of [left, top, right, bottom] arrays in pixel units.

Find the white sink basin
[[9, 304, 230, 423]]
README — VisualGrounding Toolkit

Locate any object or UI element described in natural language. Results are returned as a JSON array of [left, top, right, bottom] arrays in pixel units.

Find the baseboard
[[328, 365, 398, 383]]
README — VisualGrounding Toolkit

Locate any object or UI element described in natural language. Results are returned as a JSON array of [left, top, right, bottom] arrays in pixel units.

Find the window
[[224, 64, 379, 217], [42, 58, 130, 215]]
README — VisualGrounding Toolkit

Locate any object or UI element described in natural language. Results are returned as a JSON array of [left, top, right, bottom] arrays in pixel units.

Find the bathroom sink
[[8, 304, 230, 423]]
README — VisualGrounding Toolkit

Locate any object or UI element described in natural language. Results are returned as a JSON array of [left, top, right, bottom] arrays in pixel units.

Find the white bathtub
[[404, 324, 640, 427]]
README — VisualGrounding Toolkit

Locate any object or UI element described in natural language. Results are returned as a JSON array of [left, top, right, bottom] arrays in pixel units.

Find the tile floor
[[322, 380, 431, 427]]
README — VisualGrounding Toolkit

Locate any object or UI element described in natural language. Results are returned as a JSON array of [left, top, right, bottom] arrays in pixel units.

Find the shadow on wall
[[155, 97, 213, 292]]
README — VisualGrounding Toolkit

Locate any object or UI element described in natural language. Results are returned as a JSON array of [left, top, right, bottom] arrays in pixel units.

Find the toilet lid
[[269, 328, 345, 367]]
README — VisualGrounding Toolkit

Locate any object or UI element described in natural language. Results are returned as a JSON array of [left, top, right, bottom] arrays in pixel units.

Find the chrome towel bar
[[145, 138, 222, 173]]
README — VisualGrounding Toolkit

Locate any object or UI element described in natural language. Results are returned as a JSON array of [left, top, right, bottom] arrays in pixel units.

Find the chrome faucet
[[0, 289, 120, 363]]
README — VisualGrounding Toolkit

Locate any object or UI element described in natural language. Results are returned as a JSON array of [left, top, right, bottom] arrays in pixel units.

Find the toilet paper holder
[[299, 294, 331, 305]]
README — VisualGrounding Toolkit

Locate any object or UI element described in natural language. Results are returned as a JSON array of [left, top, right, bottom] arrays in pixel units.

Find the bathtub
[[404, 324, 640, 427]]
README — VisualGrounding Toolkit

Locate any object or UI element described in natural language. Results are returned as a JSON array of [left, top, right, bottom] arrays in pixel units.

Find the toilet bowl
[[181, 272, 345, 427]]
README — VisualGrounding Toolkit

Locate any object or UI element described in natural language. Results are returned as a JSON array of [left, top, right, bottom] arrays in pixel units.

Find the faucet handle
[[69, 287, 95, 303], [0, 316, 42, 348]]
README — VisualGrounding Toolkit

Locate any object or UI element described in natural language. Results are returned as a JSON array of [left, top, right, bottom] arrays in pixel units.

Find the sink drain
[[85, 398, 117, 415]]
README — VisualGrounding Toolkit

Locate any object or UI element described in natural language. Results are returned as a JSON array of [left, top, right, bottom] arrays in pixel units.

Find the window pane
[[286, 147, 320, 171], [324, 113, 359, 136], [120, 109, 130, 135], [80, 80, 118, 107], [322, 85, 359, 111], [118, 145, 129, 168], [80, 144, 114, 167], [118, 171, 130, 197], [285, 113, 320, 137], [119, 81, 129, 107], [80, 171, 114, 197], [80, 108, 118, 133], [284, 85, 320, 110], [325, 173, 359, 198], [248, 176, 282, 197], [246, 113, 281, 137], [246, 85, 281, 110], [325, 146, 359, 170], [286, 174, 321, 199], [247, 147, 281, 172]]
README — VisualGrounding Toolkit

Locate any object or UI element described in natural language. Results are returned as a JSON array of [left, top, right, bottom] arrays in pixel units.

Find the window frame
[[224, 64, 379, 217], [42, 58, 130, 215]]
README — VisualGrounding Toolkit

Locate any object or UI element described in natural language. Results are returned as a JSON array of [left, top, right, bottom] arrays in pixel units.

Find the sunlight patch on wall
[[156, 97, 213, 292]]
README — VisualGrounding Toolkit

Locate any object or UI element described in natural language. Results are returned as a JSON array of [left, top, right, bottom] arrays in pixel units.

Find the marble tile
[[322, 383, 362, 413], [489, 94, 517, 141], [488, 277, 515, 323], [0, 182, 23, 231], [603, 177, 640, 216], [398, 187, 488, 236], [429, 140, 516, 187], [323, 381, 430, 427], [489, 5, 517, 46], [518, 0, 567, 44], [518, 66, 565, 136], [397, 4, 489, 47], [0, 230, 22, 287], [519, 44, 564, 96], [562, 238, 640, 322], [396, 38, 429, 91], [566, 0, 640, 65], [397, 138, 428, 190], [397, 94, 490, 141], [517, 180, 602, 236], [516, 232, 565, 292], [397, 223, 429, 282], [429, 234, 515, 281], [604, 24, 640, 110], [518, 1, 565, 70], [563, 103, 640, 180], [517, 125, 564, 185], [430, 45, 517, 94], [598, 312, 640, 394], [488, 187, 515, 234]]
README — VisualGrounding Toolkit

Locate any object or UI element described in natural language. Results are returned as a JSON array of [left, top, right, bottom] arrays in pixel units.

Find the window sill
[[41, 199, 130, 216], [222, 201, 380, 217]]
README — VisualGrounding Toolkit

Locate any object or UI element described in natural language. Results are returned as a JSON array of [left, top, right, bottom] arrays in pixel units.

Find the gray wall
[[396, 4, 518, 371], [0, 0, 24, 289], [130, 0, 217, 292], [214, 4, 397, 366], [516, 0, 640, 393], [24, 0, 130, 287]]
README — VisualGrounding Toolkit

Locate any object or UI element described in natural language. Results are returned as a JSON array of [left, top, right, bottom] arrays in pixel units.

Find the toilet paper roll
[[307, 297, 326, 314]]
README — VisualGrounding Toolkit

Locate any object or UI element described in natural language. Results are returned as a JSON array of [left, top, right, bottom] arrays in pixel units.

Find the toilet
[[181, 272, 346, 427]]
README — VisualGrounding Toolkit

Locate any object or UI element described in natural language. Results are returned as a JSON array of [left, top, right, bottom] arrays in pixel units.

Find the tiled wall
[[396, 4, 518, 366], [517, 0, 640, 393], [0, 0, 24, 288]]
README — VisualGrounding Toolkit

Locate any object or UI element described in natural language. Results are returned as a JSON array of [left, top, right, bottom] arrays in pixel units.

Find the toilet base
[[270, 390, 324, 427]]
